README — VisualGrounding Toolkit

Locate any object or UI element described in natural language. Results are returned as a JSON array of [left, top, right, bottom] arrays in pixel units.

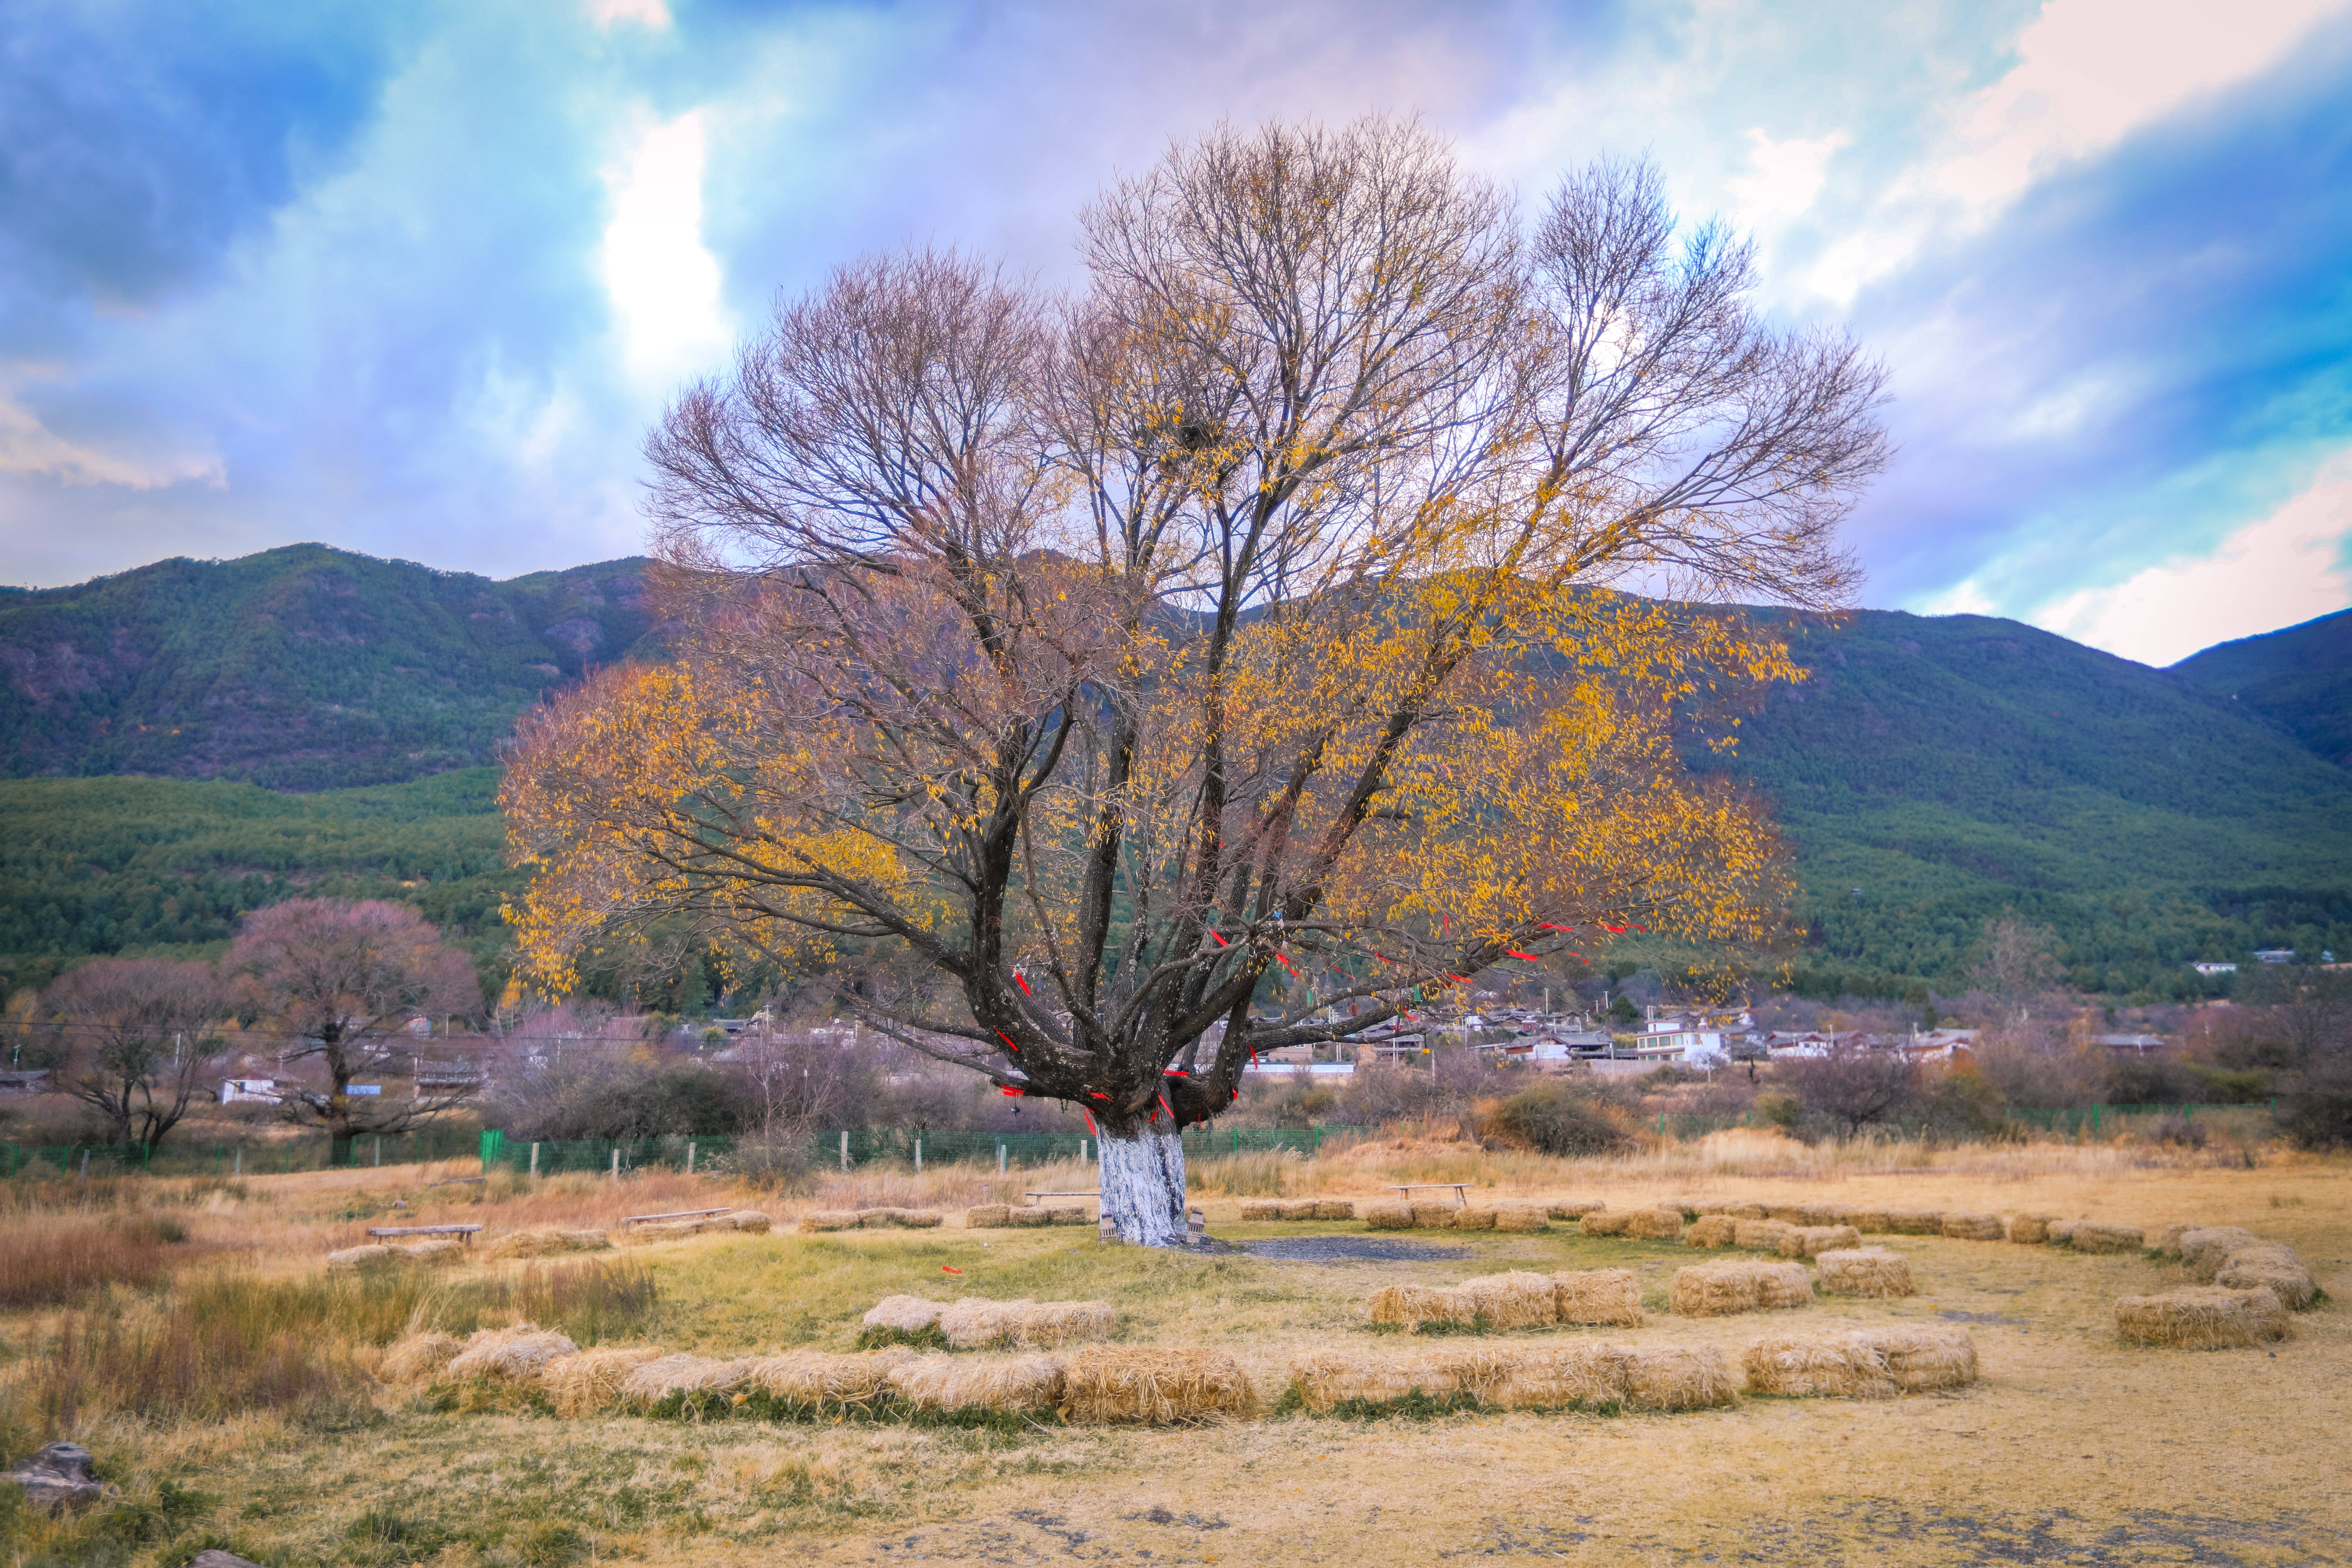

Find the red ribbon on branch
[[1015, 973, 1033, 996]]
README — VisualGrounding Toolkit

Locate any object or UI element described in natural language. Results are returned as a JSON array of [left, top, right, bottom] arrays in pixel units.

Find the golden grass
[[486, 1227, 611, 1260], [2116, 1286, 2290, 1349], [1552, 1268, 1644, 1327], [1816, 1247, 1916, 1298], [1671, 1259, 1813, 1317]]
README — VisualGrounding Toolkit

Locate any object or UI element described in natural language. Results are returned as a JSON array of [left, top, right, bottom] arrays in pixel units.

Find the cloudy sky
[[4, 0, 2348, 666]]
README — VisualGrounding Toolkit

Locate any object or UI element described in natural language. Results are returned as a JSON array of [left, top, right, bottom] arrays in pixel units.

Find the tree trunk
[[1097, 1121, 1189, 1246]]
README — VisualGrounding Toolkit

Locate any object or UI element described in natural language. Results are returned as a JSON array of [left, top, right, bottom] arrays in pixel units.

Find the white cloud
[[0, 395, 223, 490], [600, 112, 731, 390], [1809, 0, 2350, 301], [2029, 457, 2352, 665], [588, 0, 670, 30], [1909, 578, 2001, 618], [1727, 127, 1849, 232]]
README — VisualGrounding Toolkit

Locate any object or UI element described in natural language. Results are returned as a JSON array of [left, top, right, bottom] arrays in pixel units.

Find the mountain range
[[3, 546, 2347, 1001]]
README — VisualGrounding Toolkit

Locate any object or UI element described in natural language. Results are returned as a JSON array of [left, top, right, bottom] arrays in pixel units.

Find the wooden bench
[[1388, 1183, 1471, 1208], [621, 1206, 732, 1228], [365, 1224, 484, 1244], [1021, 1190, 1100, 1207]]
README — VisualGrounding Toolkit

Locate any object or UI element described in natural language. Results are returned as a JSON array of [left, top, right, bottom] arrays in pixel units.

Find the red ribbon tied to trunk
[[1015, 973, 1033, 996]]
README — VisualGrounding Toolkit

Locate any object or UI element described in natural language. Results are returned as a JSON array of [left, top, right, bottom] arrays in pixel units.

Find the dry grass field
[[2, 1130, 2346, 1566]]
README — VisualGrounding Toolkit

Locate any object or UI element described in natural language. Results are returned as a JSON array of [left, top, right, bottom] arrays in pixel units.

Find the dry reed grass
[[443, 1325, 580, 1382], [1779, 1224, 1862, 1259], [1062, 1346, 1256, 1424], [2115, 1286, 2290, 1349], [2067, 1222, 2145, 1253], [1815, 1247, 1915, 1298], [486, 1227, 611, 1260], [377, 1330, 461, 1384], [884, 1352, 1066, 1413], [1551, 1268, 1644, 1327], [938, 1297, 1116, 1350], [1459, 1272, 1558, 1329], [1941, 1212, 2005, 1241], [1683, 1215, 1739, 1247], [0, 1218, 171, 1306], [863, 1295, 944, 1334], [540, 1346, 663, 1416], [1671, 1259, 1812, 1317]]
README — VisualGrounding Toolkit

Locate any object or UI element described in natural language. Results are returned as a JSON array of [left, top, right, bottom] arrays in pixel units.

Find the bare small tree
[[1778, 1045, 1919, 1138], [226, 899, 482, 1164], [508, 119, 1888, 1242], [1968, 917, 2066, 1027], [43, 958, 222, 1149]]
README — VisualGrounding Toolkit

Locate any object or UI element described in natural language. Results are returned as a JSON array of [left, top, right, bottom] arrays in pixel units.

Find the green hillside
[[1695, 609, 2352, 997], [0, 769, 513, 1000], [2169, 607, 2352, 768], [0, 545, 657, 790]]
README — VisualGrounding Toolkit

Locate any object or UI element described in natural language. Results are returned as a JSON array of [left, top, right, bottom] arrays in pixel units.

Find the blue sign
[[348, 1085, 383, 1096]]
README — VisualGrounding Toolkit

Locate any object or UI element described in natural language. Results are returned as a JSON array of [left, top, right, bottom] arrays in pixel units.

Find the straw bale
[[1708, 1202, 1769, 1220], [862, 1295, 944, 1335], [1367, 1283, 1475, 1329], [964, 1204, 1012, 1228], [1286, 1349, 1459, 1411], [1843, 1209, 1893, 1234], [1551, 1268, 1644, 1327], [1363, 1202, 1416, 1230], [857, 1208, 938, 1228], [1547, 1200, 1605, 1219], [1885, 1209, 1942, 1235], [330, 1240, 461, 1268], [1684, 1215, 1739, 1248], [620, 1353, 754, 1402], [938, 1297, 1027, 1350], [1460, 1272, 1559, 1330], [1816, 1247, 1914, 1298], [1062, 1346, 1256, 1424], [885, 1353, 1065, 1413], [378, 1331, 462, 1384], [2115, 1286, 2289, 1349], [1779, 1225, 1862, 1260], [743, 1348, 913, 1408], [1411, 1203, 1460, 1229], [2068, 1222, 2144, 1254], [1764, 1204, 1809, 1224], [445, 1326, 580, 1382], [2177, 1226, 2262, 1277], [2149, 1222, 2194, 1257], [1006, 1206, 1055, 1228], [1492, 1206, 1549, 1233], [2216, 1248, 2316, 1310], [620, 1219, 704, 1244], [1877, 1326, 1979, 1392], [1662, 1197, 1705, 1219], [1742, 1330, 1898, 1399], [1670, 1258, 1812, 1317], [1940, 1212, 2005, 1241], [327, 1244, 396, 1269], [541, 1348, 663, 1417], [489, 1227, 613, 1260], [1276, 1199, 1320, 1221], [1044, 1206, 1090, 1226], [1313, 1199, 1357, 1220], [1733, 1219, 1795, 1252], [2046, 1218, 2079, 1242], [1622, 1209, 1685, 1241], [1474, 1342, 1629, 1410], [1238, 1200, 1282, 1221], [2007, 1215, 2054, 1244], [939, 1297, 1116, 1350], [799, 1210, 864, 1233], [1579, 1210, 1633, 1236], [1450, 1207, 1498, 1232], [1621, 1344, 1742, 1410], [724, 1209, 775, 1233]]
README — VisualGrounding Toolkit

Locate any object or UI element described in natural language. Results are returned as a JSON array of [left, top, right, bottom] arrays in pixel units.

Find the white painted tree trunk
[[1097, 1121, 1189, 1246]]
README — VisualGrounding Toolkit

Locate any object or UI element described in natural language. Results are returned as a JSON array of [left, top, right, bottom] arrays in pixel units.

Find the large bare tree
[[226, 899, 482, 1163], [44, 958, 222, 1150], [506, 120, 1887, 1242]]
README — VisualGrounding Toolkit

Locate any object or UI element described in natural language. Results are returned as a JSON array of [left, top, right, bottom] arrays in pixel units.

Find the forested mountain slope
[[0, 546, 657, 789], [2168, 607, 2352, 768], [1698, 609, 2352, 996]]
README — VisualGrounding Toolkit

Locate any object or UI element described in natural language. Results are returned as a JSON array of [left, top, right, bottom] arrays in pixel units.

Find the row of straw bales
[[1580, 1209, 1686, 1241], [1367, 1269, 1640, 1332], [1237, 1199, 1358, 1221], [860, 1294, 1118, 1350], [621, 1210, 773, 1244], [1362, 1202, 1554, 1231], [2113, 1222, 2322, 1345], [797, 1208, 941, 1233], [962, 1204, 1090, 1229], [1288, 1339, 1741, 1413]]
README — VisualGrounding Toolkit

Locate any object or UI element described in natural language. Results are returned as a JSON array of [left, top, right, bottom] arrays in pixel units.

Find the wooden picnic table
[[365, 1223, 484, 1243], [1021, 1190, 1100, 1206], [621, 1206, 732, 1227], [1388, 1183, 1471, 1208]]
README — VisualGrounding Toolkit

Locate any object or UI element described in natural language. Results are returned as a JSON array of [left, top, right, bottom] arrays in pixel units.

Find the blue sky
[[3, 0, 2348, 666]]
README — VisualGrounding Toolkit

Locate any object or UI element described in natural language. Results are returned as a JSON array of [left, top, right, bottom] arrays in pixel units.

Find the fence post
[[233, 1148, 241, 1177], [373, 1136, 382, 1168], [530, 1142, 539, 1178], [998, 1144, 1006, 1176], [840, 1130, 850, 1171], [687, 1141, 697, 1174], [2092, 1104, 2101, 1133], [611, 1148, 620, 1181], [915, 1137, 923, 1174]]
